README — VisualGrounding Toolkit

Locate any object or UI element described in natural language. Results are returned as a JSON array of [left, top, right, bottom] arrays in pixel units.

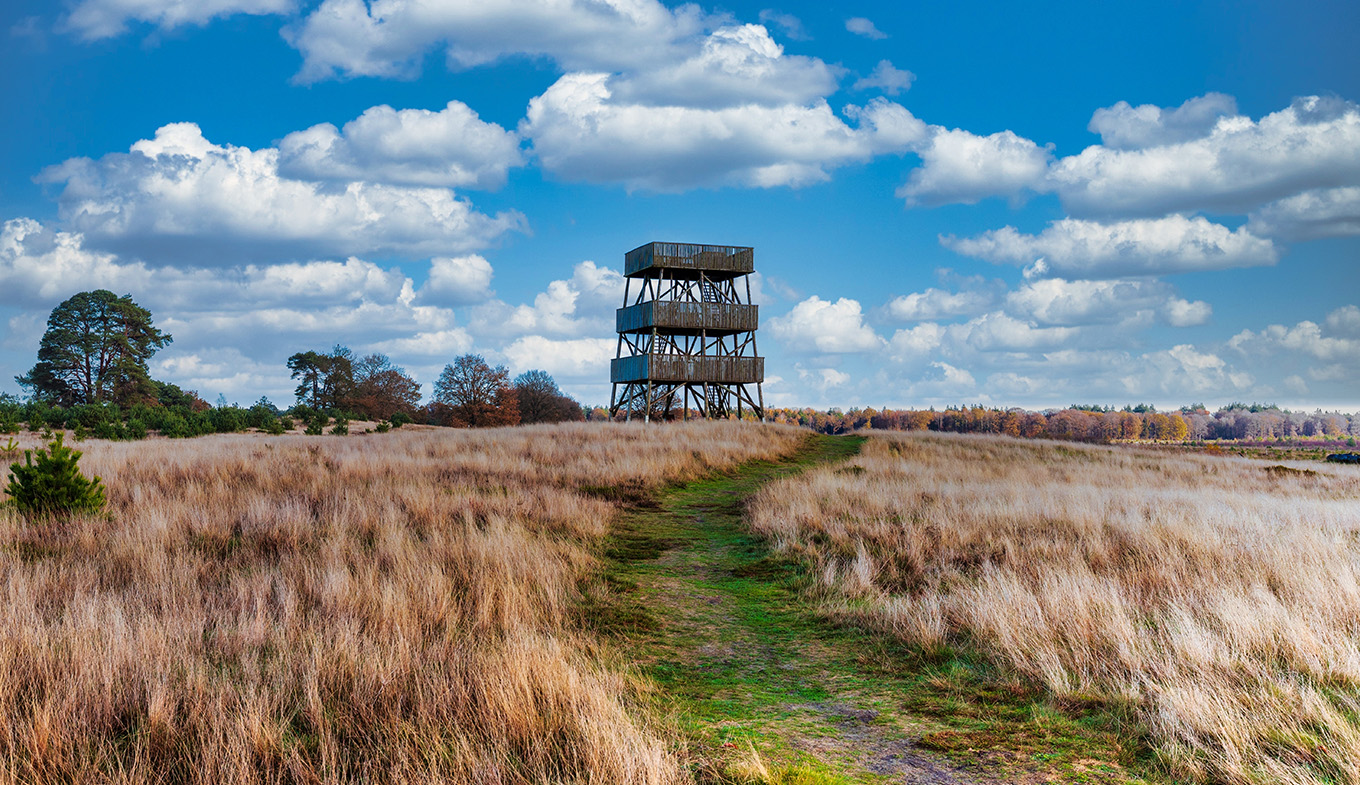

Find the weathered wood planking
[[616, 301, 759, 334], [624, 242, 755, 280], [611, 355, 764, 384]]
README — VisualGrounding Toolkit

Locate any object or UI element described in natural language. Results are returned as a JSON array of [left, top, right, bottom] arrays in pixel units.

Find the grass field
[[5, 423, 1357, 784], [0, 423, 802, 784], [749, 431, 1360, 785]]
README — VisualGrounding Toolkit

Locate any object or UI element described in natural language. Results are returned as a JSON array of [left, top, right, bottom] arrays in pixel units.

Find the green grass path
[[587, 433, 1169, 785]]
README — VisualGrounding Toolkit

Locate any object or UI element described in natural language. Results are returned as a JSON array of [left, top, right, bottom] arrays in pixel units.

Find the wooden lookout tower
[[609, 241, 765, 422]]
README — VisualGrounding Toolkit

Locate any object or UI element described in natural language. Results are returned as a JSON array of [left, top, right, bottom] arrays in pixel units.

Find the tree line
[[5, 290, 583, 439], [763, 404, 1360, 443]]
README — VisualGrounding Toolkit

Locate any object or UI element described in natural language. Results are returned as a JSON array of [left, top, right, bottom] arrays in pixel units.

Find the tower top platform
[[624, 241, 754, 280]]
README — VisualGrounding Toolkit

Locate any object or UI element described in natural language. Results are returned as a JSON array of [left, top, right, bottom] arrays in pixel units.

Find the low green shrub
[[5, 433, 106, 517], [305, 413, 328, 436]]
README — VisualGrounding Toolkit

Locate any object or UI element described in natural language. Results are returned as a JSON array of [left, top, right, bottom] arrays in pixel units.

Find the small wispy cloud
[[853, 60, 914, 95], [758, 9, 810, 41], [845, 17, 887, 40]]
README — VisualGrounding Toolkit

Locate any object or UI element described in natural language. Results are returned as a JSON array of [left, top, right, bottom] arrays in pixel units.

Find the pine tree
[[5, 433, 106, 516]]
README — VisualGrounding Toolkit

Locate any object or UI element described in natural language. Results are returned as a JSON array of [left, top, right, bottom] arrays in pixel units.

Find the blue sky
[[2, 0, 1358, 411]]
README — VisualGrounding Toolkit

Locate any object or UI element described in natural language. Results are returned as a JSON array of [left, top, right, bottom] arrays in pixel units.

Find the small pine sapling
[[5, 433, 106, 516], [305, 413, 328, 435]]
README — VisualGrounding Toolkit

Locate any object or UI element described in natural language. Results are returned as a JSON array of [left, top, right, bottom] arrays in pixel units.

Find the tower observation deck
[[609, 241, 765, 422]]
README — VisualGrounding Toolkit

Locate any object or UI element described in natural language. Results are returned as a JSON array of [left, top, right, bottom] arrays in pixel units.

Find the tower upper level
[[624, 242, 754, 280]]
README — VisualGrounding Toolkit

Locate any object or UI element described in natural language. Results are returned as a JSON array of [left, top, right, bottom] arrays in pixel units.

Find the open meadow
[[6, 422, 1360, 784], [750, 432, 1360, 785], [0, 422, 802, 784]]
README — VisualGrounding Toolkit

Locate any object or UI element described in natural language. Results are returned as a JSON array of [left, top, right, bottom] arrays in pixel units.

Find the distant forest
[[757, 404, 1360, 443]]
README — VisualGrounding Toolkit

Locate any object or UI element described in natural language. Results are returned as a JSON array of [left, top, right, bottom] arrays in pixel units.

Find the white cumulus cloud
[[278, 101, 524, 189], [38, 122, 525, 264], [62, 0, 293, 40], [884, 286, 994, 321], [502, 336, 615, 379], [943, 215, 1279, 278], [285, 0, 704, 82], [1247, 186, 1360, 241], [1051, 96, 1360, 217], [897, 127, 1053, 206], [767, 295, 885, 353], [1005, 278, 1211, 327], [1087, 92, 1239, 150], [523, 75, 924, 190], [421, 255, 495, 305]]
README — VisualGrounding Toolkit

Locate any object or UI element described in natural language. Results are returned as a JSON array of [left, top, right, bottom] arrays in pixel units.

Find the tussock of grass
[[748, 431, 1360, 784], [0, 421, 803, 783]]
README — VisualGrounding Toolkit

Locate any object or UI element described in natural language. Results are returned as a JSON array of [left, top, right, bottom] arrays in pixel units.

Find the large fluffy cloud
[[1052, 96, 1360, 217], [897, 128, 1053, 206], [1004, 278, 1210, 327], [943, 215, 1279, 278], [467, 260, 624, 338], [278, 101, 524, 189], [606, 24, 840, 108], [1087, 92, 1238, 150], [766, 296, 884, 353], [884, 286, 994, 321], [38, 122, 525, 264], [1247, 186, 1360, 241], [1228, 309, 1360, 366], [62, 0, 293, 40], [901, 95, 1360, 219], [523, 76, 923, 189], [285, 0, 703, 82]]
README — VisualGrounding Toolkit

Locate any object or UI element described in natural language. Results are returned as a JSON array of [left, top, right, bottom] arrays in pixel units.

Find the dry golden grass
[[0, 422, 802, 784], [749, 431, 1360, 785]]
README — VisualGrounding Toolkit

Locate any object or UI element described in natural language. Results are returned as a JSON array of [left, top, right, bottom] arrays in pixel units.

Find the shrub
[[374, 421, 391, 433], [210, 406, 247, 433], [280, 416, 295, 431], [390, 411, 411, 428], [93, 418, 123, 441], [126, 418, 148, 440], [5, 433, 106, 516], [160, 413, 191, 438], [330, 415, 349, 436], [305, 413, 328, 436], [262, 417, 285, 435]]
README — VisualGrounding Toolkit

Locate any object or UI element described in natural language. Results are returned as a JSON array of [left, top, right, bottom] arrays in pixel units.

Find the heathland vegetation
[[0, 422, 802, 782], [749, 431, 1360, 784]]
